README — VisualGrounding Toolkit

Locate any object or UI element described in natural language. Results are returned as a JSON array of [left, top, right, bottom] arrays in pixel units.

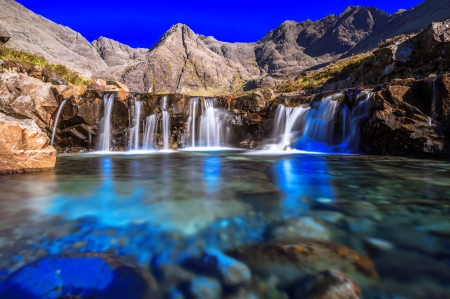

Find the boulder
[[0, 24, 11, 44], [0, 112, 56, 174], [105, 80, 130, 100], [417, 19, 450, 49], [227, 239, 378, 288], [50, 77, 69, 86], [0, 72, 58, 131], [0, 253, 158, 299]]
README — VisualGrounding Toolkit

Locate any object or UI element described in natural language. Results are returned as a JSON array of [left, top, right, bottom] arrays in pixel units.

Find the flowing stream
[[97, 94, 115, 151], [50, 99, 67, 146]]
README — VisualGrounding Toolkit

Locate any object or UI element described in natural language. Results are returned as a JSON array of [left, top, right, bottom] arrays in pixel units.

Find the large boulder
[[0, 72, 58, 132], [0, 112, 56, 173], [0, 24, 11, 44], [417, 19, 450, 49]]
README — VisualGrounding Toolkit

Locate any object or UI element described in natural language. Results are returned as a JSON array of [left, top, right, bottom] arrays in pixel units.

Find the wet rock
[[314, 200, 379, 219], [295, 270, 362, 299], [363, 238, 395, 257], [180, 249, 251, 287], [0, 24, 11, 44], [187, 276, 222, 299], [264, 217, 332, 241], [0, 112, 56, 174], [224, 288, 260, 299], [0, 252, 158, 299], [227, 239, 378, 288], [0, 72, 58, 131]]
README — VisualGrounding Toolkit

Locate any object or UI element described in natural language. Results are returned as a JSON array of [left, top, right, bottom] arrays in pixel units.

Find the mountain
[[92, 37, 148, 67], [0, 0, 107, 76], [95, 24, 252, 95]]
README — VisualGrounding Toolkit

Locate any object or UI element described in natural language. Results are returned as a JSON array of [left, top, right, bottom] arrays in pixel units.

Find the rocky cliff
[[92, 37, 148, 67]]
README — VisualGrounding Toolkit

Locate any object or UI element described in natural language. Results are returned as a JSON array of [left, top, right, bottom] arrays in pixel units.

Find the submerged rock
[[0, 253, 158, 299], [295, 270, 362, 299], [0, 112, 56, 174], [264, 217, 332, 241], [227, 239, 378, 287]]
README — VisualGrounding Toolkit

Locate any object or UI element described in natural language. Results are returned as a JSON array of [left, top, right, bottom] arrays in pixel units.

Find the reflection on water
[[0, 152, 450, 298]]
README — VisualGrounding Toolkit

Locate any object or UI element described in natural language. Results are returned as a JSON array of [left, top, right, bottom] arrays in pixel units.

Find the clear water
[[1, 152, 450, 298]]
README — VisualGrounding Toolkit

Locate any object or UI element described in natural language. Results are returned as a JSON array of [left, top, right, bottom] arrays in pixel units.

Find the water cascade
[[268, 91, 371, 153], [185, 98, 231, 148], [50, 99, 67, 146], [97, 94, 115, 151], [143, 115, 157, 150], [161, 96, 170, 150], [129, 100, 143, 150]]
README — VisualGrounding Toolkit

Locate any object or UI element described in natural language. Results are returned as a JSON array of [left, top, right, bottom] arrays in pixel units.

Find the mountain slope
[[95, 24, 253, 94], [92, 37, 148, 67], [0, 0, 107, 76]]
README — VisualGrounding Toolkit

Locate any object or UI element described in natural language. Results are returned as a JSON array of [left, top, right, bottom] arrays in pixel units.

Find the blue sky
[[17, 0, 423, 48]]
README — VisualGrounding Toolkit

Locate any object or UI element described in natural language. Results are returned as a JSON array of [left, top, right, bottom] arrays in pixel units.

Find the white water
[[143, 115, 157, 150], [50, 99, 67, 146], [268, 92, 371, 153], [162, 96, 170, 150], [97, 94, 115, 151], [185, 98, 231, 148], [129, 100, 143, 150]]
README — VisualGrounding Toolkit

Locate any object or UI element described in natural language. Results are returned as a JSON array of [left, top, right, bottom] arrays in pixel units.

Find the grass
[[0, 45, 92, 87], [275, 51, 375, 93]]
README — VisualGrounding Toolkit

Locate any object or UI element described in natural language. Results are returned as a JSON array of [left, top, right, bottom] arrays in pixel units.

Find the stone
[[295, 270, 362, 299], [180, 249, 251, 287], [0, 23, 11, 44], [264, 217, 332, 241], [0, 72, 58, 130], [188, 277, 222, 299], [0, 253, 158, 299], [0, 112, 56, 174], [314, 200, 379, 218], [417, 19, 450, 49], [50, 77, 69, 86], [227, 239, 378, 288]]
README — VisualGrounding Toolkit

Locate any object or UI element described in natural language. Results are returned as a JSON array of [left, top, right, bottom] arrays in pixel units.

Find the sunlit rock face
[[0, 112, 56, 173], [92, 37, 148, 67], [0, 72, 58, 132]]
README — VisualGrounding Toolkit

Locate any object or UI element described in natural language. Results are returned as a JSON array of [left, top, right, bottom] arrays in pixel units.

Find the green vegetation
[[276, 51, 375, 93], [0, 45, 92, 87]]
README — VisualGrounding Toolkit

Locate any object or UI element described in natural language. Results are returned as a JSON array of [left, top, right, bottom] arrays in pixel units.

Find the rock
[[417, 19, 450, 49], [57, 296, 82, 299], [295, 270, 362, 299], [105, 81, 130, 100], [227, 239, 378, 287], [363, 238, 395, 257], [0, 253, 158, 299], [314, 200, 379, 218], [244, 76, 276, 91], [0, 23, 11, 44], [50, 77, 69, 86], [180, 249, 251, 287], [92, 36, 148, 67], [187, 277, 222, 299], [0, 112, 56, 174], [0, 72, 58, 130], [224, 288, 260, 299], [264, 217, 332, 241]]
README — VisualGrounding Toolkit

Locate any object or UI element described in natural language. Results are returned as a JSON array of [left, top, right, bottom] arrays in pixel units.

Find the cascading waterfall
[[97, 94, 115, 151], [143, 115, 157, 150], [185, 98, 231, 148], [129, 100, 143, 150], [50, 99, 67, 146], [161, 96, 170, 150], [268, 91, 371, 153]]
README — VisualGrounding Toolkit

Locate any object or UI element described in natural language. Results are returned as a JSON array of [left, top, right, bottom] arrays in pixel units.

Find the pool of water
[[1, 152, 450, 298]]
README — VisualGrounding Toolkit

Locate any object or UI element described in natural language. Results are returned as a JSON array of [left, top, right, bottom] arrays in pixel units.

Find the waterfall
[[268, 92, 371, 153], [129, 100, 143, 150], [143, 115, 157, 150], [185, 98, 231, 148], [97, 94, 115, 151], [161, 96, 170, 150], [50, 99, 67, 146]]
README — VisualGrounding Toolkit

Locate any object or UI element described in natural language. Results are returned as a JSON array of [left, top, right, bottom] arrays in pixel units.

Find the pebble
[[189, 276, 222, 299]]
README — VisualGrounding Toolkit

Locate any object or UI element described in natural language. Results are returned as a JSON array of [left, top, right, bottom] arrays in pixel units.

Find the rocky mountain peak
[[92, 36, 148, 67]]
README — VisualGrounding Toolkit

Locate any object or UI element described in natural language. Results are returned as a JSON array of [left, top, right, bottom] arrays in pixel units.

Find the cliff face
[[0, 0, 107, 76]]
